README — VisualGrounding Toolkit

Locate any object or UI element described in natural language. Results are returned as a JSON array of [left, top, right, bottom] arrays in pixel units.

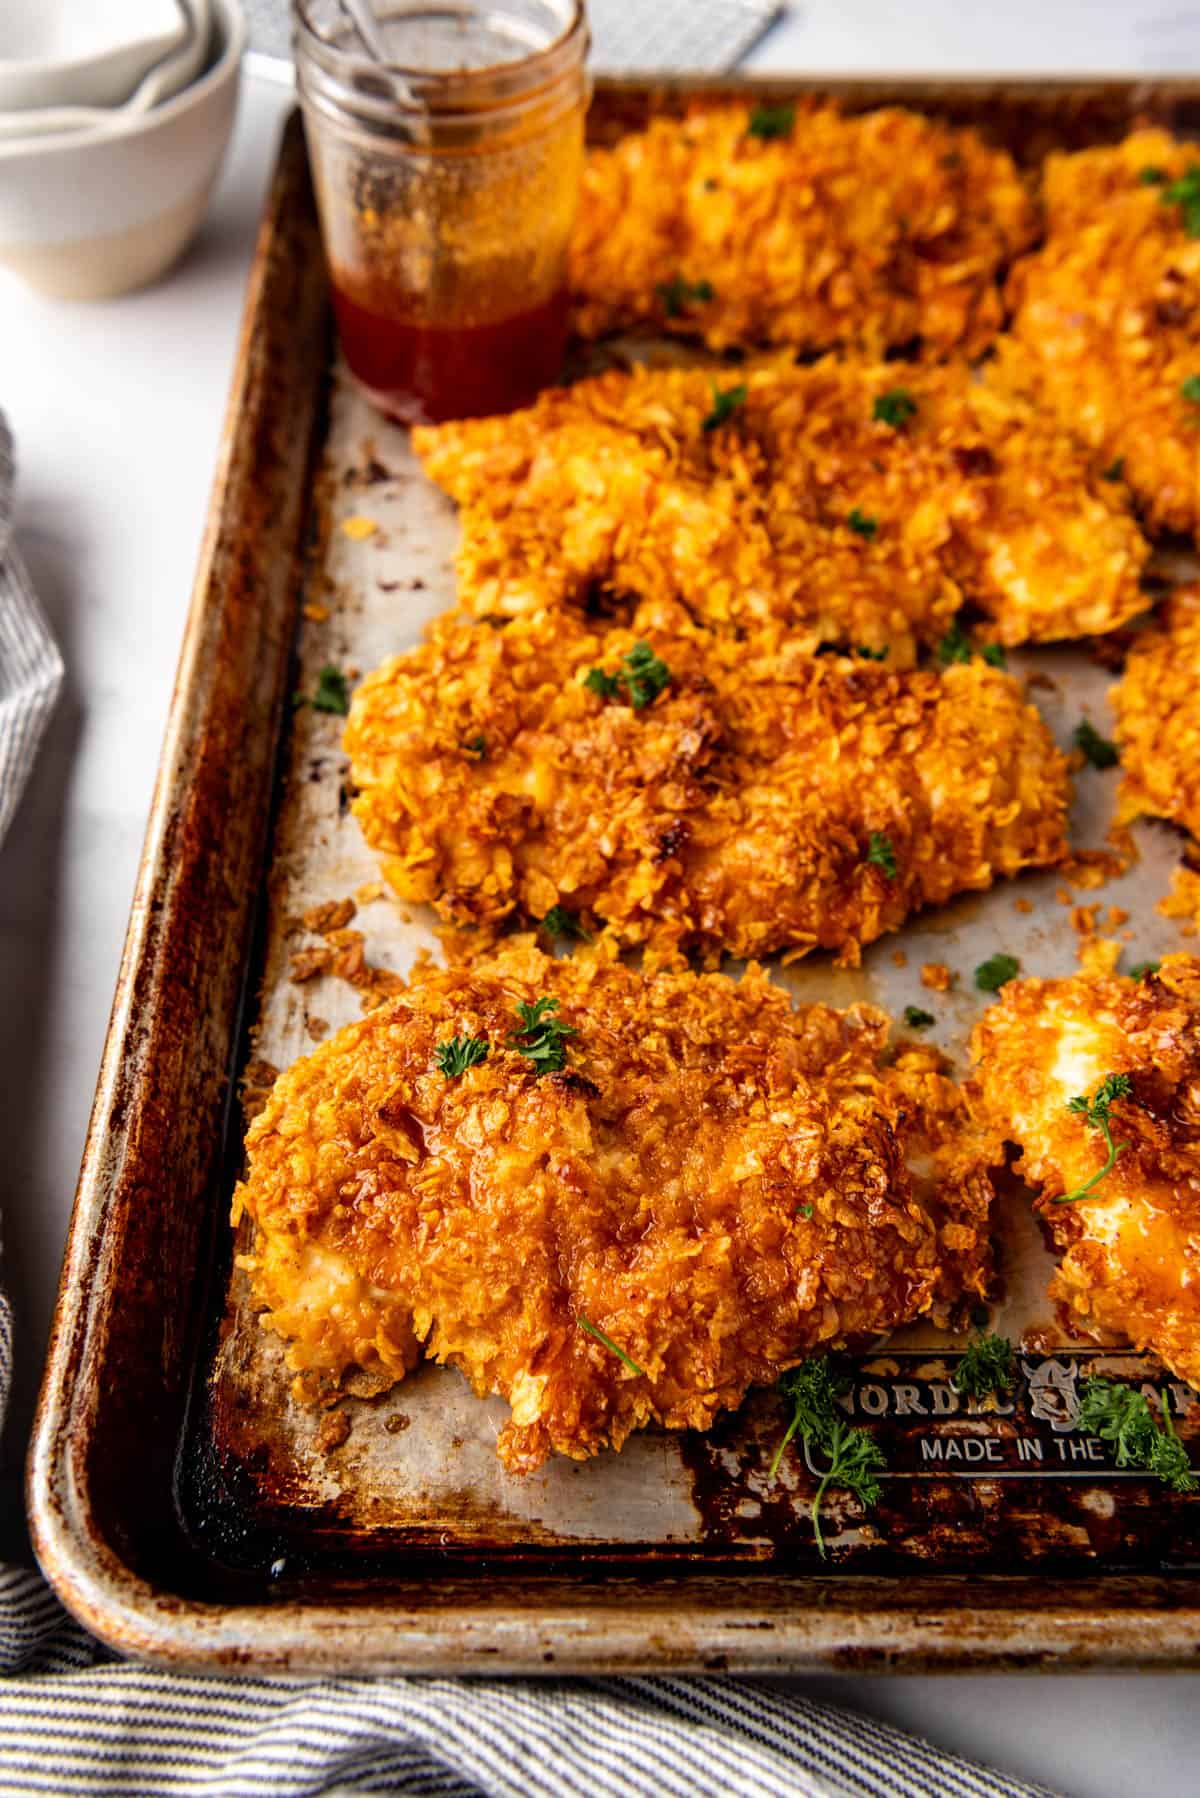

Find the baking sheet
[[198, 352, 1200, 1572]]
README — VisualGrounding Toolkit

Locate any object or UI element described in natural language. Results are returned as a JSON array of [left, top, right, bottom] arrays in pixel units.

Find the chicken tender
[[233, 943, 997, 1472], [1114, 584, 1200, 840], [412, 356, 1149, 658], [1001, 128, 1200, 537], [345, 599, 1071, 967], [569, 102, 1035, 358], [971, 955, 1200, 1387]]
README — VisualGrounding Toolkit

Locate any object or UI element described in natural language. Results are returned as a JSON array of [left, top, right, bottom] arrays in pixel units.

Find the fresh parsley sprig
[[585, 641, 671, 710], [507, 996, 577, 1076], [747, 102, 795, 140], [866, 831, 898, 879], [1183, 375, 1200, 406], [902, 1005, 935, 1028], [656, 274, 714, 317], [952, 1332, 1015, 1399], [702, 382, 748, 432], [1076, 1378, 1198, 1492], [578, 1316, 645, 1377], [847, 506, 878, 539], [1058, 1073, 1133, 1204], [975, 953, 1020, 993], [768, 1357, 886, 1558], [1074, 719, 1119, 769], [1160, 164, 1200, 237], [873, 388, 918, 429], [1129, 959, 1160, 982], [539, 904, 590, 942], [434, 1034, 489, 1078], [295, 664, 351, 716]]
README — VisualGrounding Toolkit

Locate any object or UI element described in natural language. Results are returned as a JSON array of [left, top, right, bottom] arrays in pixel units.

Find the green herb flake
[[702, 382, 748, 432], [1138, 166, 1167, 185], [873, 388, 918, 429], [465, 734, 487, 760], [980, 642, 1007, 669], [866, 830, 898, 879], [797, 1202, 815, 1219], [951, 1332, 1015, 1399], [902, 1005, 935, 1029], [1076, 1377, 1197, 1493], [975, 952, 1020, 993], [1129, 959, 1161, 981], [856, 644, 890, 660], [747, 102, 795, 141], [1161, 165, 1200, 236], [434, 1034, 490, 1078], [507, 996, 577, 1076], [1074, 719, 1119, 769], [847, 506, 878, 539], [937, 622, 973, 665], [585, 641, 671, 711], [1182, 375, 1200, 405], [584, 666, 621, 701], [297, 664, 351, 716], [768, 1357, 886, 1557], [578, 1316, 645, 1377], [656, 274, 715, 318], [1102, 457, 1126, 482], [539, 904, 590, 942], [1058, 1072, 1133, 1204]]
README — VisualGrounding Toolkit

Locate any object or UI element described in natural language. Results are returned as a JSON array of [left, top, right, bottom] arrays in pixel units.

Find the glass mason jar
[[294, 1, 590, 425]]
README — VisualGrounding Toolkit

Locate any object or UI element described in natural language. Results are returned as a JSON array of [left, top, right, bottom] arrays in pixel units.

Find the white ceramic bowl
[[0, 0, 245, 301], [0, 0, 190, 113]]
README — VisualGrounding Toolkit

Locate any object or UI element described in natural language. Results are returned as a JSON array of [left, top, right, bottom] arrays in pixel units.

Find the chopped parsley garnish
[[702, 382, 748, 432], [296, 664, 351, 716], [539, 904, 590, 942], [578, 1317, 644, 1377], [657, 274, 715, 317], [951, 1332, 1015, 1399], [465, 734, 487, 760], [873, 387, 918, 429], [974, 952, 1020, 993], [847, 507, 878, 539], [746, 102, 795, 140], [1076, 1378, 1197, 1492], [1129, 959, 1160, 981], [1102, 457, 1126, 482], [980, 642, 1007, 669], [1073, 719, 1119, 769], [815, 642, 890, 661], [797, 1202, 815, 1219], [1161, 164, 1200, 236], [937, 622, 972, 665], [507, 996, 577, 1075], [768, 1357, 886, 1557], [1138, 166, 1167, 185], [902, 1005, 935, 1029], [1058, 1072, 1132, 1204], [585, 641, 671, 711], [434, 1034, 489, 1078], [1182, 375, 1200, 405], [866, 830, 897, 879]]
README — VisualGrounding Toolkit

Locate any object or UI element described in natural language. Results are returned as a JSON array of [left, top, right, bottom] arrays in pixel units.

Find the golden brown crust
[[569, 103, 1036, 358], [1114, 584, 1200, 840], [412, 355, 1149, 659], [970, 955, 1200, 1386], [1000, 128, 1200, 537], [344, 599, 1071, 968], [234, 942, 997, 1471]]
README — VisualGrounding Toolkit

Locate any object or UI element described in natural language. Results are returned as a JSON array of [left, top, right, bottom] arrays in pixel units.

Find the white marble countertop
[[3, 12, 1200, 1792]]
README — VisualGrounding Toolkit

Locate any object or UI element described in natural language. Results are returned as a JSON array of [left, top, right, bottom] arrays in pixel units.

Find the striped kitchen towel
[[0, 414, 63, 850]]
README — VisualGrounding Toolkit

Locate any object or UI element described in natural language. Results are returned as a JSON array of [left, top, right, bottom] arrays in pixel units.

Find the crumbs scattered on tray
[[920, 961, 955, 991], [342, 514, 378, 541], [303, 897, 357, 933], [315, 1407, 351, 1453], [355, 881, 385, 905], [240, 1057, 281, 1124], [1159, 865, 1200, 935], [303, 602, 330, 622]]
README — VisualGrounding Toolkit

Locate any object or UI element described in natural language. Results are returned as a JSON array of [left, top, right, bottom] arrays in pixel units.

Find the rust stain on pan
[[23, 85, 1200, 1675]]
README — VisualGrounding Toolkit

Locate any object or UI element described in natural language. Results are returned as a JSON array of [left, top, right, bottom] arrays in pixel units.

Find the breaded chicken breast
[[234, 943, 997, 1471], [971, 956, 1200, 1387], [345, 599, 1071, 968], [1114, 584, 1200, 840], [1001, 128, 1200, 537], [412, 356, 1149, 659], [569, 102, 1035, 358]]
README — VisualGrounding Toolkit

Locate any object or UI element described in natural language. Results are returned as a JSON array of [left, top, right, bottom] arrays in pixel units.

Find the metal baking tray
[[27, 81, 1200, 1674]]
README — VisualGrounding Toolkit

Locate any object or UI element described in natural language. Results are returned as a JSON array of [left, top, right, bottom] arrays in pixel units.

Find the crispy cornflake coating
[[412, 356, 1148, 658], [233, 943, 997, 1471], [569, 103, 1035, 358], [971, 955, 1200, 1387], [1114, 584, 1200, 840], [1000, 128, 1200, 537], [345, 599, 1071, 967]]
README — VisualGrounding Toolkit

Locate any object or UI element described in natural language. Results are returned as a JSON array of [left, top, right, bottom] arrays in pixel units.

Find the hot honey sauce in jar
[[295, 1, 589, 425]]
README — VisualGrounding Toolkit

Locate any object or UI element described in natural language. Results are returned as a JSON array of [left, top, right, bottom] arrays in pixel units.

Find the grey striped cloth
[[0, 425, 1051, 1797], [0, 413, 63, 850]]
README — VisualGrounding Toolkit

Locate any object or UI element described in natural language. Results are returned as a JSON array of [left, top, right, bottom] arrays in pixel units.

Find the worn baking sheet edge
[[23, 89, 1200, 1673]]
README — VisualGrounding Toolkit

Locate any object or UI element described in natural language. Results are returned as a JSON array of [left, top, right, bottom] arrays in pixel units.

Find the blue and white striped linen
[[0, 413, 63, 851]]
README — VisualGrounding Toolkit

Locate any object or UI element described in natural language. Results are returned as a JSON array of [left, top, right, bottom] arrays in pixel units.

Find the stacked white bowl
[[0, 0, 246, 299]]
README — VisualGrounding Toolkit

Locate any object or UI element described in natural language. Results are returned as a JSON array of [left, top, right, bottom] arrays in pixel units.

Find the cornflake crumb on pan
[[971, 954, 1200, 1388], [413, 355, 1149, 661], [999, 127, 1200, 536], [569, 102, 1036, 358], [233, 941, 998, 1473], [344, 599, 1071, 969], [1115, 585, 1200, 840]]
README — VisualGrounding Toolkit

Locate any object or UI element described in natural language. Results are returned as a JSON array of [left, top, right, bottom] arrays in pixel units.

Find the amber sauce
[[331, 282, 570, 424]]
